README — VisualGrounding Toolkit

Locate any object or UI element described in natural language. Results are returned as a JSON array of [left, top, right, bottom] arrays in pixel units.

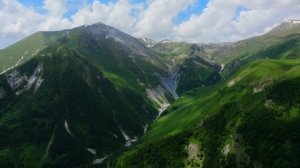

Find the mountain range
[[0, 20, 300, 168]]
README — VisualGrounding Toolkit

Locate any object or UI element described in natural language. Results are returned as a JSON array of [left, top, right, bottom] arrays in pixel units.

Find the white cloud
[[0, 0, 73, 48], [0, 0, 300, 48], [38, 16, 71, 31], [70, 0, 196, 40], [70, 0, 142, 33], [174, 0, 300, 42], [0, 0, 43, 37], [133, 0, 196, 40], [43, 0, 68, 16], [39, 0, 73, 31]]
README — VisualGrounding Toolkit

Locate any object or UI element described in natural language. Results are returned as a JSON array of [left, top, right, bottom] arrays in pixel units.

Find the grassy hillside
[[152, 42, 221, 95], [0, 44, 158, 168], [1, 21, 300, 168], [0, 31, 68, 74], [113, 58, 300, 168], [214, 22, 300, 77]]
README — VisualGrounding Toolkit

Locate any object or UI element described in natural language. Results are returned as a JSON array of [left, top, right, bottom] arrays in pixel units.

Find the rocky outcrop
[[6, 70, 27, 95], [146, 86, 170, 118], [186, 143, 204, 168], [253, 77, 273, 93], [6, 64, 43, 96], [158, 70, 179, 100]]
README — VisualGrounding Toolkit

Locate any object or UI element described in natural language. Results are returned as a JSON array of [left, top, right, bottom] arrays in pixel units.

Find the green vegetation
[[113, 135, 188, 168], [0, 45, 157, 167], [0, 31, 67, 72], [1, 21, 300, 168], [113, 58, 300, 167], [215, 27, 300, 78], [152, 42, 222, 95]]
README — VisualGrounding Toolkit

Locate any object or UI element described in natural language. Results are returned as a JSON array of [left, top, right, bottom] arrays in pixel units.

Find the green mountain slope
[[0, 31, 67, 74], [113, 58, 300, 168], [151, 42, 222, 95], [0, 23, 174, 167], [1, 21, 223, 168], [0, 44, 160, 167], [208, 21, 300, 77], [1, 20, 300, 168]]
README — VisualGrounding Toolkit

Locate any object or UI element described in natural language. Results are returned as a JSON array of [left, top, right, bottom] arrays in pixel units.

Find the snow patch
[[141, 38, 147, 42], [118, 126, 130, 141], [223, 144, 231, 156], [227, 77, 240, 87], [287, 20, 300, 24], [93, 156, 107, 164], [117, 125, 138, 147], [15, 89, 25, 96], [219, 64, 225, 73], [15, 56, 24, 66], [110, 132, 118, 138], [0, 56, 24, 75], [86, 148, 97, 155], [161, 40, 172, 44], [0, 67, 13, 75], [157, 103, 170, 118], [137, 79, 145, 86], [1, 51, 26, 74], [43, 132, 55, 159], [141, 38, 156, 47], [132, 136, 138, 142], [124, 136, 138, 147], [143, 124, 148, 133], [31, 49, 40, 56], [64, 120, 74, 137], [125, 141, 132, 147], [227, 80, 235, 87]]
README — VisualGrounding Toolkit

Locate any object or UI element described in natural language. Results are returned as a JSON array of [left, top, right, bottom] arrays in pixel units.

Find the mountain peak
[[160, 39, 172, 44], [267, 20, 300, 37], [138, 37, 157, 48], [286, 19, 300, 24], [82, 22, 150, 56]]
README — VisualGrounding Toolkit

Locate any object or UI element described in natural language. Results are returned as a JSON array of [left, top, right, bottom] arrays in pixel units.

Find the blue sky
[[18, 0, 210, 25], [0, 0, 299, 49], [175, 0, 209, 24]]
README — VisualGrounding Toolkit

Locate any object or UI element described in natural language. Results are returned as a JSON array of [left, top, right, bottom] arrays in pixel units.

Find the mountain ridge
[[0, 20, 300, 167]]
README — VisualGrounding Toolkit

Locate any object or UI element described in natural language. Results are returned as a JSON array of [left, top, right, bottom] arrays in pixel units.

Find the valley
[[0, 20, 300, 168]]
